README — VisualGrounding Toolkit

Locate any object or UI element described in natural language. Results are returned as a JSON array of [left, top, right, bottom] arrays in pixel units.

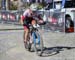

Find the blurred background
[[0, 0, 75, 10], [0, 0, 75, 33]]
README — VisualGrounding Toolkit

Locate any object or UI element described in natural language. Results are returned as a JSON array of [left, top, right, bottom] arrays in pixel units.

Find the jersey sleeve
[[22, 10, 28, 20], [23, 9, 29, 16]]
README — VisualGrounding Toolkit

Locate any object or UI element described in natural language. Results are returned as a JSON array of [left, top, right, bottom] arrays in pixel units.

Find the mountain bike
[[23, 24, 44, 56]]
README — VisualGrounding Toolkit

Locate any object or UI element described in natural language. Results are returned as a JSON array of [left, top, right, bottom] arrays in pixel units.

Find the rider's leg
[[31, 20, 36, 25], [24, 26, 29, 43], [31, 20, 37, 26], [31, 20, 40, 27]]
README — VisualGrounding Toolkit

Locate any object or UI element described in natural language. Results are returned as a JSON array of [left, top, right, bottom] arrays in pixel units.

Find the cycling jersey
[[22, 9, 34, 30], [23, 9, 32, 18]]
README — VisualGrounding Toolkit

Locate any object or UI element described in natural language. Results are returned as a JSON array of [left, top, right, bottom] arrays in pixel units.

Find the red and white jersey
[[23, 9, 32, 17]]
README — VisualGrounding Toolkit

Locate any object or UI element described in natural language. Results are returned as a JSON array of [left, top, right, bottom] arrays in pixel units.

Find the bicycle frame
[[23, 24, 44, 56], [31, 27, 44, 56], [32, 31, 40, 45]]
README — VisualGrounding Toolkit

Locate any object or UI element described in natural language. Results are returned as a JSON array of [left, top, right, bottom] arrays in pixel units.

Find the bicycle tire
[[32, 31, 44, 56]]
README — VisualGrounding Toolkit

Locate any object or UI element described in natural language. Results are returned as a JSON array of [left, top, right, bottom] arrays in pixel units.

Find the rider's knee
[[24, 29, 29, 34], [31, 20, 36, 25]]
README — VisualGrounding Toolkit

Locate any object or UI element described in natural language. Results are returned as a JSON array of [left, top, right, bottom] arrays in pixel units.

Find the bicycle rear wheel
[[32, 31, 44, 56]]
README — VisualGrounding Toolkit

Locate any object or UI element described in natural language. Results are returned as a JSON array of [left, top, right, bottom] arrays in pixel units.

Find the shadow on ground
[[41, 46, 75, 57]]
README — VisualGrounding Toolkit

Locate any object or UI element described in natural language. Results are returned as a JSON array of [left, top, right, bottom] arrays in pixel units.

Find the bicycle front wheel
[[32, 31, 44, 56]]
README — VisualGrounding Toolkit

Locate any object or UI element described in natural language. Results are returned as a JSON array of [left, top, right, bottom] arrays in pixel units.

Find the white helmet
[[30, 3, 38, 11]]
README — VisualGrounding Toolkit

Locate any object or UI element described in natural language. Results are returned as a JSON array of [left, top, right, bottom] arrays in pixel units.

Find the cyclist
[[20, 8, 36, 44]]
